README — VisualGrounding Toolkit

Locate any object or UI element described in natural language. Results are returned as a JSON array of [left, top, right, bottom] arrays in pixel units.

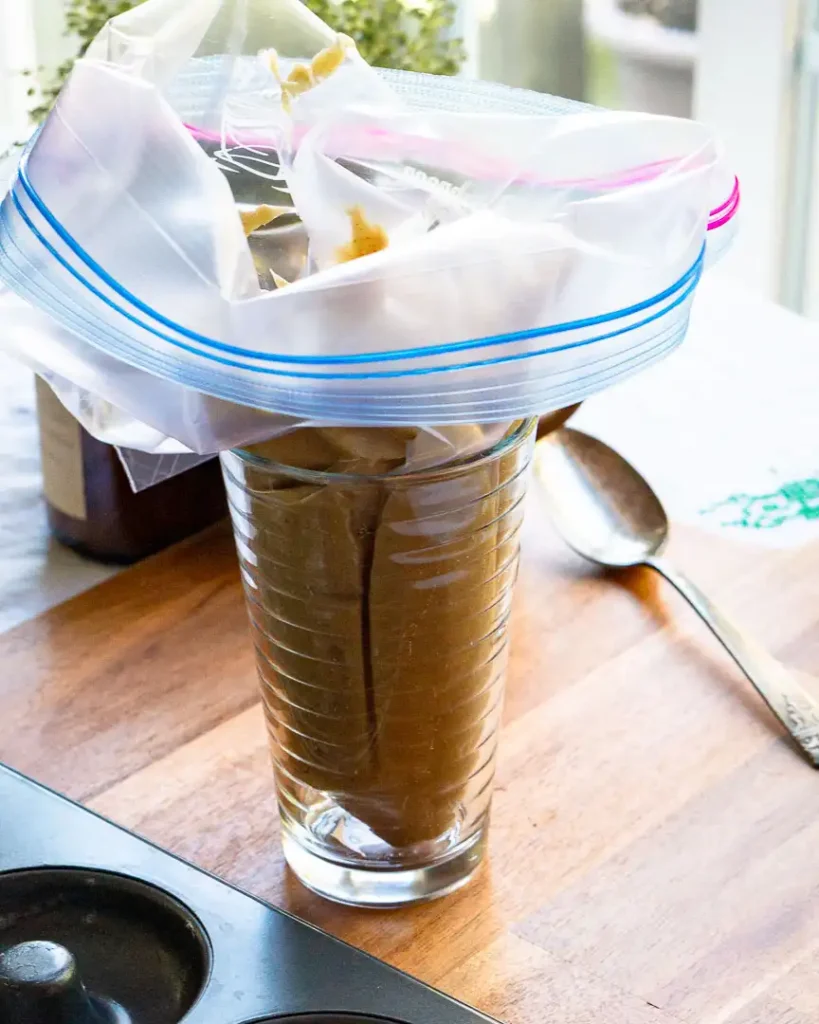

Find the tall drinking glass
[[221, 419, 536, 906]]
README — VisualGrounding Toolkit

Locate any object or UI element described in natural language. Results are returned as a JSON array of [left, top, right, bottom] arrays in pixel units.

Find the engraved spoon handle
[[645, 554, 819, 768]]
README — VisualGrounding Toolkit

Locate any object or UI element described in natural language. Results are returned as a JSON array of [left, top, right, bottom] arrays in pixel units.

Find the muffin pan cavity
[[0, 868, 208, 1024], [249, 1018, 409, 1023]]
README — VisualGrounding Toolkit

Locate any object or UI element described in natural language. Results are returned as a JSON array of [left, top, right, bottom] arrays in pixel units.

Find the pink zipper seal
[[185, 122, 740, 231]]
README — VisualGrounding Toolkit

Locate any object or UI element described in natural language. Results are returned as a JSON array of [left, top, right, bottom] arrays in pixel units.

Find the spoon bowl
[[535, 427, 668, 567]]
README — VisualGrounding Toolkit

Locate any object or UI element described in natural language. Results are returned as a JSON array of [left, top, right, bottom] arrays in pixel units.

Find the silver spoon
[[535, 426, 819, 768]]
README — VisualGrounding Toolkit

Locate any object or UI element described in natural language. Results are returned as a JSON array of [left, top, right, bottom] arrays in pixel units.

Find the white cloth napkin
[[575, 271, 819, 548]]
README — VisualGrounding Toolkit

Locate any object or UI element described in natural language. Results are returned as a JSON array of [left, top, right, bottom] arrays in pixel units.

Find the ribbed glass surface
[[221, 423, 534, 868]]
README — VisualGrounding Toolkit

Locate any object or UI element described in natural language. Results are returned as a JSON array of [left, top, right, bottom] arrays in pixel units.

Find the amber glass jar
[[36, 379, 227, 564]]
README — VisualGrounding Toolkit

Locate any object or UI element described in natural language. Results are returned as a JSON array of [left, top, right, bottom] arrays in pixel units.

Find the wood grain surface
[[1, 484, 818, 1024]]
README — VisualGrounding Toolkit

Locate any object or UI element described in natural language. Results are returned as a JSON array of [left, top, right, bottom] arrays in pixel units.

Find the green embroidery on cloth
[[702, 478, 819, 530]]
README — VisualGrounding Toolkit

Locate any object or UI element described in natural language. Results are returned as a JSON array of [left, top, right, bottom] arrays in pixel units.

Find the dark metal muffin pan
[[0, 764, 497, 1023]]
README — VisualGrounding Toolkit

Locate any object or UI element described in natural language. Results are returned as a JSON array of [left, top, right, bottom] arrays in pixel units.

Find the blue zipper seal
[[11, 152, 705, 373]]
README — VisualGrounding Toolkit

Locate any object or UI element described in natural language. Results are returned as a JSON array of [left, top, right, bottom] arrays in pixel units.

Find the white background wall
[[695, 0, 819, 321], [805, 102, 819, 320], [32, 0, 77, 74], [0, 0, 38, 145], [694, 0, 800, 302]]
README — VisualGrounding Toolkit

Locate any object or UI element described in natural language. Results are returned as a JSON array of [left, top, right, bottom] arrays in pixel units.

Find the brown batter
[[233, 410, 575, 848]]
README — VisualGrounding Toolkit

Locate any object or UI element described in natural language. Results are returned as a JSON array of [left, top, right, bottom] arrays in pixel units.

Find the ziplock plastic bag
[[0, 0, 739, 465]]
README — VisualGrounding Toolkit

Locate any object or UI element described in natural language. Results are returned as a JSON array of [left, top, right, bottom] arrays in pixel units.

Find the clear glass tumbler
[[221, 420, 536, 906]]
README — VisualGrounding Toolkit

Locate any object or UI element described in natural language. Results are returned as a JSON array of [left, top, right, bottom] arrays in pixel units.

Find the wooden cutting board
[[1, 484, 818, 1024]]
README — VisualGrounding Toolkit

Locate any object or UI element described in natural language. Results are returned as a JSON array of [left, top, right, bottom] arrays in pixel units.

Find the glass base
[[281, 823, 486, 908]]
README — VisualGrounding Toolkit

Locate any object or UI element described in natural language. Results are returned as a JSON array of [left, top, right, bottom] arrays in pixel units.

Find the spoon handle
[[645, 555, 819, 768]]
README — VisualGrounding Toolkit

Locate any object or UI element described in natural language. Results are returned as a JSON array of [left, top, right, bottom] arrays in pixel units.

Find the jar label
[[35, 378, 87, 521]]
